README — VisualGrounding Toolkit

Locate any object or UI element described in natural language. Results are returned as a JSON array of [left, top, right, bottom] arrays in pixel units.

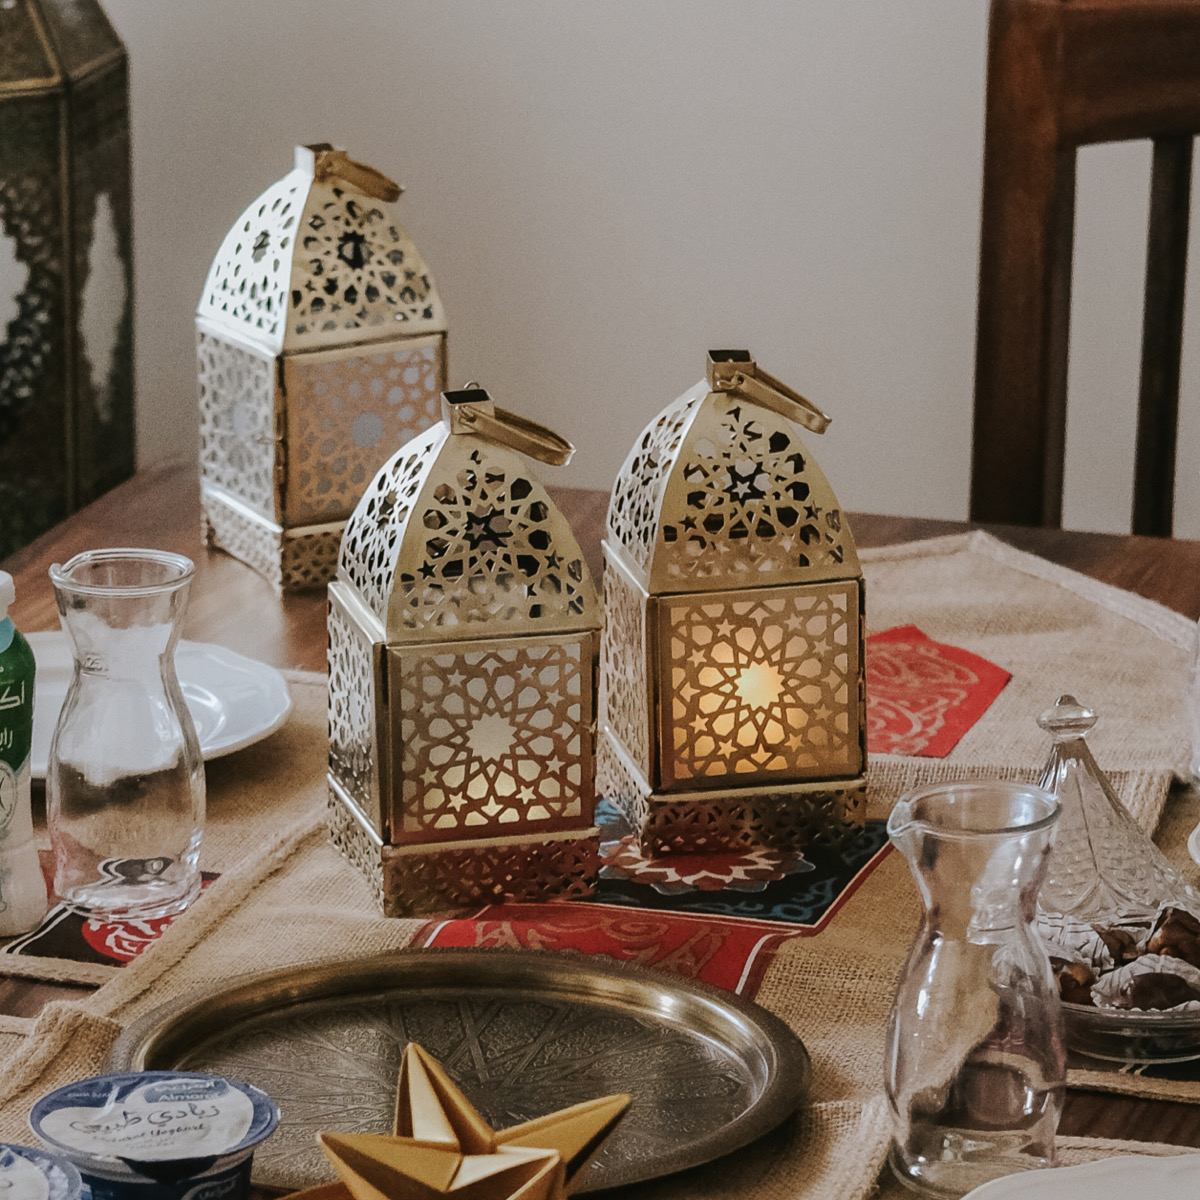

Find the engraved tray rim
[[107, 947, 812, 1193]]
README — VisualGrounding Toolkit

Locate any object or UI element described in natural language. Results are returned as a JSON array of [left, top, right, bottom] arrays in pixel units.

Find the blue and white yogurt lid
[[0, 1142, 82, 1200], [30, 1073, 278, 1167]]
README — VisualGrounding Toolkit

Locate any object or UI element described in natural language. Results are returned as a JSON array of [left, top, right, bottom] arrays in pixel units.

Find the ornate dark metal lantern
[[0, 0, 134, 557], [327, 387, 601, 916], [197, 144, 448, 590], [599, 351, 867, 855]]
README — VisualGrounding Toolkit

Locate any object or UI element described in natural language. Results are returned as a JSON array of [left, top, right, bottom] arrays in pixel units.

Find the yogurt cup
[[30, 1073, 278, 1200], [0, 1142, 82, 1200]]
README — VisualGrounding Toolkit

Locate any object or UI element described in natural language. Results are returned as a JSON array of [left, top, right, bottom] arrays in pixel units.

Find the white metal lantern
[[196, 144, 448, 590], [599, 351, 867, 855], [327, 387, 602, 916]]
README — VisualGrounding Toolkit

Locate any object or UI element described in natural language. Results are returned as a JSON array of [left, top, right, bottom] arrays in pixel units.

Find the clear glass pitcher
[[47, 549, 205, 918], [885, 780, 1066, 1198]]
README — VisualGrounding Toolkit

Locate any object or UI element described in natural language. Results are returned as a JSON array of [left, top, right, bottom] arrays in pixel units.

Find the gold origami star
[[315, 1043, 630, 1200]]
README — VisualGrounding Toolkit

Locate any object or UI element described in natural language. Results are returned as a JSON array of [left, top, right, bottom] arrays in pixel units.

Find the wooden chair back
[[971, 0, 1200, 535]]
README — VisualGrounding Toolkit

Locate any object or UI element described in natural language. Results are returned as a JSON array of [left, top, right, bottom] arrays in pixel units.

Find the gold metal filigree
[[196, 145, 448, 591], [328, 388, 602, 915], [599, 351, 867, 853]]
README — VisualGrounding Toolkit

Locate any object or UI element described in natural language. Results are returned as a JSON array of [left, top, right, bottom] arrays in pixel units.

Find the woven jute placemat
[[0, 531, 1196, 1199]]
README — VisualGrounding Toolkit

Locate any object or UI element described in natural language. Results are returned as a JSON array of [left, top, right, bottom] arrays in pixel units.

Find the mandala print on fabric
[[599, 835, 814, 895]]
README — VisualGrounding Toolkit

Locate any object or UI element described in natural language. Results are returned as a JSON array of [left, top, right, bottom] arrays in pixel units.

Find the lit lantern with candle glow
[[327, 386, 601, 916], [196, 144, 447, 590], [598, 351, 866, 854]]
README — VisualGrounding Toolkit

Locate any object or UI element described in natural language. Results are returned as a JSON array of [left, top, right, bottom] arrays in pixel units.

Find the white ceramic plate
[[1189, 818, 1200, 870], [28, 632, 293, 778], [963, 1154, 1200, 1199]]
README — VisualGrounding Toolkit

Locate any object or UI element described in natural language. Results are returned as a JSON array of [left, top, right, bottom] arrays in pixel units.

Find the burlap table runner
[[0, 530, 1197, 1200]]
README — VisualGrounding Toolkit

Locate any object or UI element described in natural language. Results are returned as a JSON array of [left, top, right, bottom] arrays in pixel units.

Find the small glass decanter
[[47, 548, 205, 919], [885, 780, 1065, 1198], [1035, 694, 1200, 965]]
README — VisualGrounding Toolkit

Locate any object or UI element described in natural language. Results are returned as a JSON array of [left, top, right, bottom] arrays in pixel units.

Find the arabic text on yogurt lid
[[29, 1074, 278, 1166]]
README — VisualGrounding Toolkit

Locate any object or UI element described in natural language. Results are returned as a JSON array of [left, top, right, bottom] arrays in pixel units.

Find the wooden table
[[4, 460, 1200, 1149]]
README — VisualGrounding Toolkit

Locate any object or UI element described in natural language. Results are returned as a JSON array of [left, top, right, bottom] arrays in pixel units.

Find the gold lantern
[[0, 0, 134, 558], [196, 144, 447, 590], [598, 350, 867, 856], [327, 386, 602, 916]]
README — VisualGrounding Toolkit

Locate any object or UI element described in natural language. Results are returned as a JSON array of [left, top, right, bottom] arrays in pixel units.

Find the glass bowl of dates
[[1050, 907, 1200, 1063], [1034, 697, 1200, 1062]]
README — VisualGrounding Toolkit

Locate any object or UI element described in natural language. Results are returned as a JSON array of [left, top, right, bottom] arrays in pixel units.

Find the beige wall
[[85, 3, 1200, 533]]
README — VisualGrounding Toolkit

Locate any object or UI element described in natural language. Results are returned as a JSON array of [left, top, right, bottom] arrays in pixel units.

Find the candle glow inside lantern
[[598, 351, 867, 855], [196, 144, 447, 590], [327, 387, 601, 916]]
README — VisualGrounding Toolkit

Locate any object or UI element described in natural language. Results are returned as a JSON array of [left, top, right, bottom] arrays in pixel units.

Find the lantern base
[[326, 780, 600, 917], [597, 732, 866, 857], [202, 484, 343, 591]]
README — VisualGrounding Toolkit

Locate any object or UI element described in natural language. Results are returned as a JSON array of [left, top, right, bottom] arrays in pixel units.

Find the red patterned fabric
[[414, 905, 795, 997], [1, 866, 220, 967], [865, 624, 1011, 758], [80, 913, 179, 963], [412, 834, 890, 999]]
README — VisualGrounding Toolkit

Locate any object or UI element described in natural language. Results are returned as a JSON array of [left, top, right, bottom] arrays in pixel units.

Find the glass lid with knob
[[1036, 694, 1200, 1016]]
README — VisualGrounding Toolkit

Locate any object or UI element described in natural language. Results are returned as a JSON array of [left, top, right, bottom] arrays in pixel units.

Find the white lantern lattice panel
[[196, 144, 447, 590], [599, 351, 867, 855], [328, 388, 601, 915]]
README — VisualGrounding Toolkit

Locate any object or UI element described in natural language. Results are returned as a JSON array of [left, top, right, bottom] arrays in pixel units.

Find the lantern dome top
[[1, 0, 124, 94], [338, 388, 599, 642], [606, 351, 859, 594], [197, 144, 446, 355]]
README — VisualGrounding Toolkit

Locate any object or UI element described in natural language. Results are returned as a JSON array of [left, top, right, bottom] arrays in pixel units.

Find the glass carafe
[[885, 780, 1065, 1198], [47, 549, 205, 918]]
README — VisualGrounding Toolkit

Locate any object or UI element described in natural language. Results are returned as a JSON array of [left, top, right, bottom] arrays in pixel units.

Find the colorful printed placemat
[[1, 864, 219, 969], [2, 817, 890, 997], [413, 806, 891, 996], [0, 625, 1009, 991]]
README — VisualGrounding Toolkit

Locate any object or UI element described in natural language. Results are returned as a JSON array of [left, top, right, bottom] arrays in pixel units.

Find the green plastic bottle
[[0, 571, 48, 933]]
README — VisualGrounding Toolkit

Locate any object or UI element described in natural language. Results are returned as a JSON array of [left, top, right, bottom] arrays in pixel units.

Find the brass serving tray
[[108, 948, 811, 1193]]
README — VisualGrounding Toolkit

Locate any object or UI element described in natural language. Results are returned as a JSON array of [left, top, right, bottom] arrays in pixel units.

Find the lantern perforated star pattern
[[598, 351, 867, 855], [196, 144, 447, 590], [327, 388, 601, 916]]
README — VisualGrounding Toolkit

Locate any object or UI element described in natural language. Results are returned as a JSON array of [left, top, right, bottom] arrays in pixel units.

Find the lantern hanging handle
[[307, 144, 403, 202], [444, 388, 575, 466], [706, 350, 831, 435]]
